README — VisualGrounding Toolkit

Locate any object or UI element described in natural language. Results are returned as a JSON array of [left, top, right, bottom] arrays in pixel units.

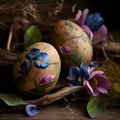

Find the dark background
[[91, 0, 119, 30], [0, 0, 119, 30], [65, 0, 120, 30]]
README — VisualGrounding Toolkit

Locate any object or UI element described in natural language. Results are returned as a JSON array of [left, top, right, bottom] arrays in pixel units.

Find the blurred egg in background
[[51, 19, 93, 72]]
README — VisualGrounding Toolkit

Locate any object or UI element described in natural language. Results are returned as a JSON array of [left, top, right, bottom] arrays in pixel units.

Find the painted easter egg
[[51, 19, 93, 71], [13, 42, 61, 97]]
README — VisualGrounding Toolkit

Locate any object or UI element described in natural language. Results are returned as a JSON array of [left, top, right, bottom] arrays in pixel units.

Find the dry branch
[[25, 86, 83, 106], [0, 86, 83, 113], [94, 42, 120, 54], [0, 48, 17, 68]]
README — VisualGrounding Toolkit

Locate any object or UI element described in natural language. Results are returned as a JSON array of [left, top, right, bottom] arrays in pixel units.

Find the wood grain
[[0, 102, 120, 120]]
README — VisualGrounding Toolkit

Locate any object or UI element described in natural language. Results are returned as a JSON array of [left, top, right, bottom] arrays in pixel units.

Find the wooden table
[[0, 101, 120, 120]]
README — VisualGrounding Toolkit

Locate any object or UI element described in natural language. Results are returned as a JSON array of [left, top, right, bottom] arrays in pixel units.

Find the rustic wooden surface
[[0, 101, 120, 120]]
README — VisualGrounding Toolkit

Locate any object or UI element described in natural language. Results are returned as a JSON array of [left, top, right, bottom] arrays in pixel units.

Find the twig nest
[[51, 19, 93, 71], [12, 42, 61, 97]]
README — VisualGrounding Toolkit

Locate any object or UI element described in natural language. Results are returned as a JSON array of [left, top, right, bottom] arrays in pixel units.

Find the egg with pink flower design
[[13, 42, 61, 97], [51, 20, 93, 71]]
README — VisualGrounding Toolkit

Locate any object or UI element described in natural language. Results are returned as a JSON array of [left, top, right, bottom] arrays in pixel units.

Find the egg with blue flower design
[[13, 42, 61, 97]]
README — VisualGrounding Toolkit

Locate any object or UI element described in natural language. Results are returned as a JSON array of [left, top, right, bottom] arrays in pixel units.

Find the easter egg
[[13, 42, 61, 97], [51, 19, 93, 71]]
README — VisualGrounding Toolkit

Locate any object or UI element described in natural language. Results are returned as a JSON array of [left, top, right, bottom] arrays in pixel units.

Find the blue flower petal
[[80, 63, 89, 80], [69, 66, 80, 81], [26, 48, 40, 60], [41, 62, 49, 69], [18, 61, 28, 75], [39, 52, 50, 62], [85, 13, 104, 33], [89, 61, 98, 68], [34, 52, 50, 69], [34, 60, 40, 68], [25, 104, 42, 117], [68, 66, 84, 86], [22, 61, 29, 72]]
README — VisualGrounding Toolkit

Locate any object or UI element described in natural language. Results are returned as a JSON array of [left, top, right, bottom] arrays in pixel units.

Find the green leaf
[[0, 93, 25, 106], [24, 25, 42, 48], [87, 96, 107, 118]]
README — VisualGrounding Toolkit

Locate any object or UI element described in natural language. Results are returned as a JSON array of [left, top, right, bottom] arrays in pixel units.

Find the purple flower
[[40, 75, 55, 85], [34, 52, 50, 69], [92, 25, 108, 45], [26, 48, 40, 60], [59, 46, 73, 56], [83, 69, 111, 96], [75, 9, 89, 26], [82, 25, 93, 41], [75, 9, 93, 41], [67, 63, 89, 86], [25, 104, 42, 117], [75, 8, 108, 45]]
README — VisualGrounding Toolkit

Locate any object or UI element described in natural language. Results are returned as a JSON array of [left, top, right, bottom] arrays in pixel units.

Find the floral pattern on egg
[[13, 42, 61, 97], [51, 20, 93, 70]]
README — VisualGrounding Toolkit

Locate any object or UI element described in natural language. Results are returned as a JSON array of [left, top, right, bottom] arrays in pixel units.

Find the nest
[[0, 0, 62, 50], [0, 0, 120, 114]]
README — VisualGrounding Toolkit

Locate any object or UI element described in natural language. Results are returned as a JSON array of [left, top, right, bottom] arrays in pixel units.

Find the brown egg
[[13, 42, 61, 97], [51, 19, 93, 71]]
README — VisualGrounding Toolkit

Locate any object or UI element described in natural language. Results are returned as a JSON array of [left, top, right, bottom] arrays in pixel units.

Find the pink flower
[[40, 75, 55, 85], [75, 8, 108, 45], [75, 9, 89, 26], [83, 68, 111, 96], [75, 9, 93, 41], [59, 46, 73, 56], [92, 25, 108, 45]]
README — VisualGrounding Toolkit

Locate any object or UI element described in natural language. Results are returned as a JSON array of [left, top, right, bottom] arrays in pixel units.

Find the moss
[[97, 60, 120, 95]]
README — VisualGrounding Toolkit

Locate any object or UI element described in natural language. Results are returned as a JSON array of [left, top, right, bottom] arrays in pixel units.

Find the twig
[[63, 102, 74, 114], [0, 48, 17, 69], [102, 46, 109, 61], [93, 42, 120, 54], [0, 86, 83, 113], [16, 0, 40, 22], [0, 48, 17, 61], [25, 86, 83, 106], [7, 26, 13, 51], [72, 0, 79, 12], [0, 21, 8, 28], [49, 0, 64, 16]]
